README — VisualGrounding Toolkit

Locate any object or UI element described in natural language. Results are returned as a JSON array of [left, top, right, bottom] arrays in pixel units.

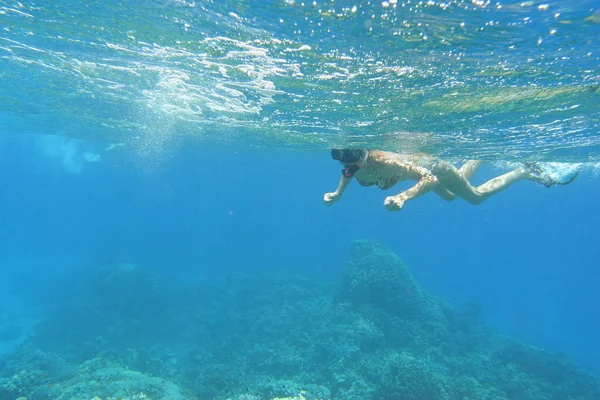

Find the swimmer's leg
[[433, 162, 528, 205], [433, 160, 482, 202], [433, 186, 457, 202], [471, 169, 529, 202], [459, 160, 483, 179]]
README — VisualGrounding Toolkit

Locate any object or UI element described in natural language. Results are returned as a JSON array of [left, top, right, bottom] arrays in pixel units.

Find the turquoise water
[[2, 0, 599, 157], [1, 1, 600, 399]]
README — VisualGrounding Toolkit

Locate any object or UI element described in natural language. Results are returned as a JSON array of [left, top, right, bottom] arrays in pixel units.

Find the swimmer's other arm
[[324, 173, 352, 205], [384, 174, 438, 211]]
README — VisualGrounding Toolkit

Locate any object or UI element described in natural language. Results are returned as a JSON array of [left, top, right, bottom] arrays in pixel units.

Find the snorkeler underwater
[[1, 0, 599, 399], [326, 149, 582, 211]]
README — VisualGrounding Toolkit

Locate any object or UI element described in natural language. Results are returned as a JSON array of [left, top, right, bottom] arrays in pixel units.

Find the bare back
[[353, 151, 434, 189]]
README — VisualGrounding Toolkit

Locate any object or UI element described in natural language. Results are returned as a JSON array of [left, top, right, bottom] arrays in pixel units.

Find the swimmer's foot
[[525, 162, 581, 188]]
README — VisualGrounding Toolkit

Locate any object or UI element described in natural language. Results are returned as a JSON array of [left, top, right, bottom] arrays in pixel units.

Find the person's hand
[[324, 192, 340, 206], [384, 195, 405, 211]]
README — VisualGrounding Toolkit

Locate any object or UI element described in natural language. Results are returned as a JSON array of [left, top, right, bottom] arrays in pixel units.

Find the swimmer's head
[[331, 149, 366, 165]]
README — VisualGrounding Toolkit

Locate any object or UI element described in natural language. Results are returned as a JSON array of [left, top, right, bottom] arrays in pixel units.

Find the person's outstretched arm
[[384, 168, 438, 211], [324, 173, 352, 205]]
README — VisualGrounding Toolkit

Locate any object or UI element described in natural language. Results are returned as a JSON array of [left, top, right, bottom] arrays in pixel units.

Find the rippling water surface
[[1, 0, 599, 160]]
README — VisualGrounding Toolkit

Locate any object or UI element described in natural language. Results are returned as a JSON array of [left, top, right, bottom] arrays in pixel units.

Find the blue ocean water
[[1, 0, 600, 399]]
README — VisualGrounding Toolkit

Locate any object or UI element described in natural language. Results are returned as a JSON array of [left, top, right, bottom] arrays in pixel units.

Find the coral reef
[[1, 241, 599, 400], [341, 240, 452, 322], [0, 355, 184, 400], [30, 263, 175, 361]]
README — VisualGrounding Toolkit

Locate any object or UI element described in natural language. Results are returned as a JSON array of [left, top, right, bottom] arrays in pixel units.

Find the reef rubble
[[1, 241, 598, 400]]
